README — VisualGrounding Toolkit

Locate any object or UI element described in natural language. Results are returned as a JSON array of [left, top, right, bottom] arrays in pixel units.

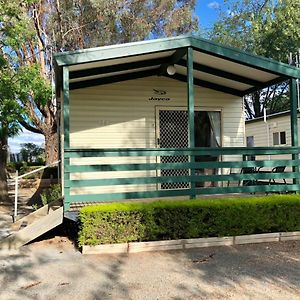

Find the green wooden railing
[[63, 147, 300, 210]]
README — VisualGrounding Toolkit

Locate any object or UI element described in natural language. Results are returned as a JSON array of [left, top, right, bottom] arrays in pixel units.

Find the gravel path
[[0, 238, 299, 300]]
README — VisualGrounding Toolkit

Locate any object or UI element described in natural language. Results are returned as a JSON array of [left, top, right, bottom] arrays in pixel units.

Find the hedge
[[78, 195, 300, 246]]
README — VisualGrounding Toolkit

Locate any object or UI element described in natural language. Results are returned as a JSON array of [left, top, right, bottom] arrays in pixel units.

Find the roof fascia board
[[55, 36, 192, 67], [191, 37, 300, 79]]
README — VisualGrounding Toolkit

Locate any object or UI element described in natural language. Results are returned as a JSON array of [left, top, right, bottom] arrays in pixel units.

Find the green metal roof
[[54, 35, 300, 96]]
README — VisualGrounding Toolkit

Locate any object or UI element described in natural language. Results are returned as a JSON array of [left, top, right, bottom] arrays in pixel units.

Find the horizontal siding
[[246, 116, 300, 147], [246, 116, 299, 180], [70, 76, 244, 149], [68, 76, 245, 195]]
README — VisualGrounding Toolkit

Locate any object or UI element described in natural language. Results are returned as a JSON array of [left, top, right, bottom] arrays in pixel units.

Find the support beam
[[177, 59, 263, 87], [70, 69, 159, 90], [167, 73, 244, 97], [290, 78, 298, 146], [63, 67, 70, 149], [160, 48, 187, 75], [290, 78, 299, 186], [187, 47, 196, 198], [70, 57, 168, 79], [63, 67, 70, 210], [243, 77, 288, 96]]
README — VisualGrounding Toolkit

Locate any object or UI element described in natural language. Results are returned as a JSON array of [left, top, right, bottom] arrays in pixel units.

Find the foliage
[[0, 23, 24, 202], [78, 195, 300, 246], [0, 0, 198, 164], [20, 142, 44, 163], [40, 183, 61, 206], [209, 0, 300, 118]]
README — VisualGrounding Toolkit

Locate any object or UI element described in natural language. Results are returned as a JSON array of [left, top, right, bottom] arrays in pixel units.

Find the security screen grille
[[159, 110, 190, 189]]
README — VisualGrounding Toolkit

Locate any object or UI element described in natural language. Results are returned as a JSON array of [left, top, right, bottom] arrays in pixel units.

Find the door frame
[[154, 106, 223, 189]]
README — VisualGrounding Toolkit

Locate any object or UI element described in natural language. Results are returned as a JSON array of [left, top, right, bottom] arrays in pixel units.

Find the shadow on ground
[[1, 239, 299, 300]]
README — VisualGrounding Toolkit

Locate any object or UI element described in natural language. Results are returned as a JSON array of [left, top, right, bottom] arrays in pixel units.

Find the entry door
[[157, 108, 221, 189], [158, 109, 190, 189]]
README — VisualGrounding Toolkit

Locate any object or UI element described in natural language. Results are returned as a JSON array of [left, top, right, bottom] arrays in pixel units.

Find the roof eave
[[54, 35, 192, 67]]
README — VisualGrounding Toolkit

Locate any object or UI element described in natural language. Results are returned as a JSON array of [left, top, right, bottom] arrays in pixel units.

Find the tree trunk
[[0, 132, 8, 203], [44, 130, 59, 164], [252, 92, 263, 118]]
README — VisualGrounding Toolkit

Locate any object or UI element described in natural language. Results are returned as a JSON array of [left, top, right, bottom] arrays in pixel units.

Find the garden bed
[[78, 195, 300, 251], [82, 231, 300, 254]]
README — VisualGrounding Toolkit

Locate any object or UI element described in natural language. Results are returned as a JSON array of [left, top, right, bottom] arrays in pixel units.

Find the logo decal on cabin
[[153, 89, 167, 95], [149, 89, 170, 101]]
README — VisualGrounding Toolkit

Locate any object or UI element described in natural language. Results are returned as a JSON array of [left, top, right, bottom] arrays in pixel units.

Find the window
[[273, 131, 286, 145], [246, 136, 254, 147], [280, 131, 286, 144]]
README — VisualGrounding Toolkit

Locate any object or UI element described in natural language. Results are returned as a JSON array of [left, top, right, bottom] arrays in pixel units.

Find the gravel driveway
[[0, 238, 299, 300]]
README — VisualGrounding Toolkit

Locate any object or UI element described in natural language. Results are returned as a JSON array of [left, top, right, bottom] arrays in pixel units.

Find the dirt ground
[[1, 186, 299, 299], [0, 237, 299, 300]]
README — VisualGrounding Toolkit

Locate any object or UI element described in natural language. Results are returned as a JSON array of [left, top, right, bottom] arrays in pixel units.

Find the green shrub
[[78, 195, 300, 246], [40, 184, 62, 206], [20, 161, 29, 175], [6, 163, 16, 173]]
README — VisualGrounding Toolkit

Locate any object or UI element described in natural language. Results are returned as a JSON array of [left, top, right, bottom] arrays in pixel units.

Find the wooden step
[[11, 199, 62, 231], [0, 206, 63, 250]]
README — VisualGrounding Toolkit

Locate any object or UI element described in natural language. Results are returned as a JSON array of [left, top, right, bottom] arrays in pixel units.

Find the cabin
[[246, 110, 300, 148], [53, 35, 300, 217], [246, 110, 300, 183]]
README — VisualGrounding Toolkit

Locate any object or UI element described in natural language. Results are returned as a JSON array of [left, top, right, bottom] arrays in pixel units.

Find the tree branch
[[18, 119, 43, 134]]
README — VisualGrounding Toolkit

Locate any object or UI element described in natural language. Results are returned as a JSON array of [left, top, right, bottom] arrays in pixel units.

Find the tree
[[0, 1, 32, 202], [0, 66, 22, 202], [209, 0, 300, 119], [0, 0, 198, 164], [20, 142, 44, 163]]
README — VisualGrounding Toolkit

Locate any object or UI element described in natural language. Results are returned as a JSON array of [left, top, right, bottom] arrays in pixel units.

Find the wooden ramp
[[0, 200, 63, 250]]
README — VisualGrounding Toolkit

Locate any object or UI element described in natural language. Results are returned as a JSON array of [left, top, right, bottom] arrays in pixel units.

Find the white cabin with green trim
[[246, 110, 300, 148], [54, 35, 300, 215]]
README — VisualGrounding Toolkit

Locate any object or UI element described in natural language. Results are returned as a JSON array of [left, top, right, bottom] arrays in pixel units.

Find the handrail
[[13, 160, 60, 222], [13, 160, 60, 180], [64, 146, 300, 157]]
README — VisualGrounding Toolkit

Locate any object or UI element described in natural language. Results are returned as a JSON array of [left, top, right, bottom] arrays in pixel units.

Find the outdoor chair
[[227, 166, 257, 187], [240, 167, 258, 186], [257, 166, 287, 195], [268, 166, 286, 185]]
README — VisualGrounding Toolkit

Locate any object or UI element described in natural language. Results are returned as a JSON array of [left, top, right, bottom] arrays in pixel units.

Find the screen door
[[158, 109, 189, 189], [157, 108, 221, 189]]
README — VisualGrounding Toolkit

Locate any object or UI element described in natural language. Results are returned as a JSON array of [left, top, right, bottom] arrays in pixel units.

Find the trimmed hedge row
[[78, 195, 300, 246]]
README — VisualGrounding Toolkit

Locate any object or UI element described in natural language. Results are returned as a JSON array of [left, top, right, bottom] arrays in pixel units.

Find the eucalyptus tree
[[0, 0, 198, 164], [0, 65, 22, 202], [209, 0, 300, 119]]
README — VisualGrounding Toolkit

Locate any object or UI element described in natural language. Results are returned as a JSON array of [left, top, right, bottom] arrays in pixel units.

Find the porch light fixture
[[167, 65, 176, 75]]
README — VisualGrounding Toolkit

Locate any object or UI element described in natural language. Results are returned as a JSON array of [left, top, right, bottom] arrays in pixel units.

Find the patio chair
[[227, 167, 257, 187], [269, 166, 286, 185], [257, 166, 287, 195], [240, 167, 258, 186]]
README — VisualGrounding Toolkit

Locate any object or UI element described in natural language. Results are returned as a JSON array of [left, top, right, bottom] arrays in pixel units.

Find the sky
[[8, 0, 224, 154], [196, 0, 224, 31]]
